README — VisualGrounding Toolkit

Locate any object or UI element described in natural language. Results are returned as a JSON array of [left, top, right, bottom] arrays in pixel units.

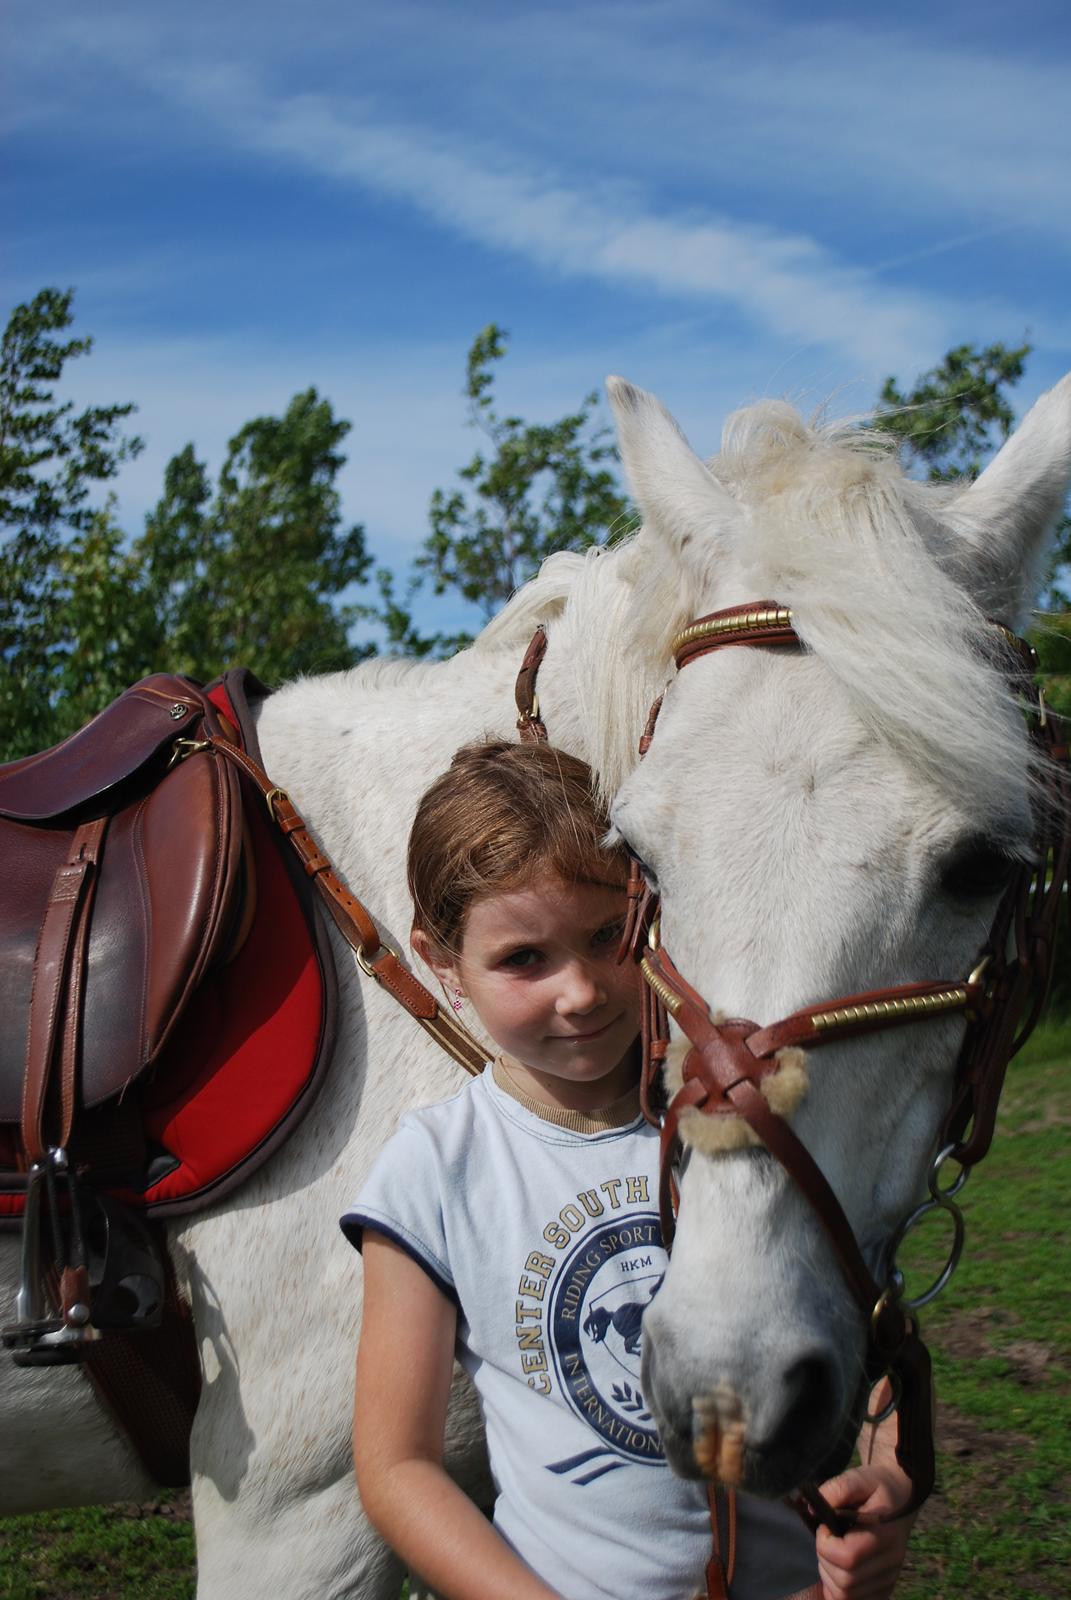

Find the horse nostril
[[772, 1353, 838, 1455], [643, 1338, 694, 1449]]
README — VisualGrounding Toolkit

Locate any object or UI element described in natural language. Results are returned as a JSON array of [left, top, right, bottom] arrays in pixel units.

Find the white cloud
[[72, 0, 1066, 246], [10, 1, 1066, 380], [111, 61, 949, 374], [10, 0, 1067, 471], [12, 0, 1069, 252]]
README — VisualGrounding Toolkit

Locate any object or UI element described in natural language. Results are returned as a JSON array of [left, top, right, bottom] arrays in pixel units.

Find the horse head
[[601, 372, 1071, 1497]]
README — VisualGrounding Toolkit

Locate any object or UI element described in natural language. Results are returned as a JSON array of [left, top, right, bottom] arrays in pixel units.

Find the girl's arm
[[813, 1385, 918, 1600], [354, 1232, 561, 1600]]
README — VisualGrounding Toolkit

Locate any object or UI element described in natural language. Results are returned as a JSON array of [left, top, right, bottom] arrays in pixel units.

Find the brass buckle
[[168, 737, 211, 768], [966, 954, 993, 1018], [967, 954, 992, 990], [356, 939, 403, 979], [517, 691, 541, 728], [869, 1285, 907, 1356], [264, 786, 290, 820]]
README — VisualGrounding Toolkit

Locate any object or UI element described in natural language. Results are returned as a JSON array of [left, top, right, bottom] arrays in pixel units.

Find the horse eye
[[940, 839, 1016, 898]]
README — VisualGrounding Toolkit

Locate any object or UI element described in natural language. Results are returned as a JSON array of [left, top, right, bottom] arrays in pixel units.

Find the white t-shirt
[[342, 1063, 819, 1600]]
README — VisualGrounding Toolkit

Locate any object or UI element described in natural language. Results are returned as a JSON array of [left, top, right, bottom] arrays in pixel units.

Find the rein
[[514, 601, 1071, 1537]]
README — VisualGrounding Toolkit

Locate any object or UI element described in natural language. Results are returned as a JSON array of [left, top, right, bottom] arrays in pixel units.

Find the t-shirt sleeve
[[339, 1116, 457, 1303]]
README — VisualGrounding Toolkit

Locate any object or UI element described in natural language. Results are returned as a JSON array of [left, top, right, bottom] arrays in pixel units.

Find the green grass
[[0, 1500, 194, 1600], [895, 1017, 1071, 1599], [2, 1018, 1069, 1598]]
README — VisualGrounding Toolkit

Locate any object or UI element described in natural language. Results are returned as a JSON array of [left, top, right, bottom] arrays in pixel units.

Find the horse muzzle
[[642, 1301, 862, 1496]]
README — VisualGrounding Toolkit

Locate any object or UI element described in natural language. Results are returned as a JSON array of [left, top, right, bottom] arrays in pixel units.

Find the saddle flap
[[0, 688, 243, 1123], [0, 677, 206, 823]]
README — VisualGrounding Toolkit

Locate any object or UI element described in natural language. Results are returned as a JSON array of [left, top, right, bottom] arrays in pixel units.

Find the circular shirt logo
[[548, 1214, 666, 1463]]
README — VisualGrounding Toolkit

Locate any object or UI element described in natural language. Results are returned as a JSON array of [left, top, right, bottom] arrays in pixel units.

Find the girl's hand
[[813, 1463, 917, 1600]]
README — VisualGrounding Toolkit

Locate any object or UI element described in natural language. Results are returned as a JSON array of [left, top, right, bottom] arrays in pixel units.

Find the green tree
[[46, 503, 159, 734], [875, 340, 1071, 605], [137, 389, 372, 684], [874, 340, 1032, 482], [417, 325, 632, 629], [1, 288, 374, 759], [1, 287, 143, 753]]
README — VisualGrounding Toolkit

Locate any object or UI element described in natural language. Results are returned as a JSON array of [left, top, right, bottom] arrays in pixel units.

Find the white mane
[[479, 401, 1037, 832]]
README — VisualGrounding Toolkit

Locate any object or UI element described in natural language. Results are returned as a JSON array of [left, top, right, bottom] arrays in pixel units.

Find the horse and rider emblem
[[582, 1272, 664, 1360], [548, 1216, 666, 1464]]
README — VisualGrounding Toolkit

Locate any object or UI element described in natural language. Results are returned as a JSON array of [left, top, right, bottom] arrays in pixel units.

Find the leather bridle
[[515, 600, 1071, 1533]]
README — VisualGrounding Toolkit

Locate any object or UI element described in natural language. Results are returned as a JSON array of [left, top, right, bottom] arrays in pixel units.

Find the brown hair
[[407, 741, 629, 954]]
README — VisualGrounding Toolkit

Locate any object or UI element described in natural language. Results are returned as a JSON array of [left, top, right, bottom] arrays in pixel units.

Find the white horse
[[2, 368, 1069, 1597]]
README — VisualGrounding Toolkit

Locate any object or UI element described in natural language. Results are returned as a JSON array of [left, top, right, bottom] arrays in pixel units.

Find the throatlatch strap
[[515, 625, 549, 743]]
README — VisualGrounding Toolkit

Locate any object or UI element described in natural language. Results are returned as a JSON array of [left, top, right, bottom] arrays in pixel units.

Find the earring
[[451, 988, 465, 1012]]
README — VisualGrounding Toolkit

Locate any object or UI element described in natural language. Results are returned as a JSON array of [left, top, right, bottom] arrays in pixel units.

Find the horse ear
[[607, 377, 744, 567], [947, 371, 1071, 625]]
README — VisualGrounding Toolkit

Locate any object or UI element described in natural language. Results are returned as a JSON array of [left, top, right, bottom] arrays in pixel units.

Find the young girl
[[343, 741, 915, 1600]]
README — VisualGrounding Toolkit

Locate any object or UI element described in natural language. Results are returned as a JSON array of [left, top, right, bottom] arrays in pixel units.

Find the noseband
[[517, 600, 1071, 1532]]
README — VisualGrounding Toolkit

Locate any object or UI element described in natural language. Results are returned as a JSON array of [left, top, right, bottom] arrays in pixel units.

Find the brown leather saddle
[[0, 675, 243, 1155], [0, 671, 338, 1373]]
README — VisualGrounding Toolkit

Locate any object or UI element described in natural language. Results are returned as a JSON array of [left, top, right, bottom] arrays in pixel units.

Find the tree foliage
[[0, 288, 144, 753], [0, 289, 371, 758], [137, 390, 372, 684], [0, 286, 143, 537], [874, 340, 1032, 482], [417, 324, 632, 625]]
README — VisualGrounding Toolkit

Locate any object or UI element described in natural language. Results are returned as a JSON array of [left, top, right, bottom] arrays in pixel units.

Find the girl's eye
[[502, 947, 541, 970]]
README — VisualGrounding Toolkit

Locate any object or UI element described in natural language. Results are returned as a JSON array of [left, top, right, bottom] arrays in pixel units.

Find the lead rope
[[514, 627, 736, 1600]]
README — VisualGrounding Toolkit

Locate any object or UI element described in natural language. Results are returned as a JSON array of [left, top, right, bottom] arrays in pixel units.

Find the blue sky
[[5, 0, 1070, 638]]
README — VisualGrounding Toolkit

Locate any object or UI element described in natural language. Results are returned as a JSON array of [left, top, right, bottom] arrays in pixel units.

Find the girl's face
[[425, 873, 641, 1111]]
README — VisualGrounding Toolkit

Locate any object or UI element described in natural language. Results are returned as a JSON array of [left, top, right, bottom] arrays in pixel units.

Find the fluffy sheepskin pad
[[663, 1031, 809, 1153]]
